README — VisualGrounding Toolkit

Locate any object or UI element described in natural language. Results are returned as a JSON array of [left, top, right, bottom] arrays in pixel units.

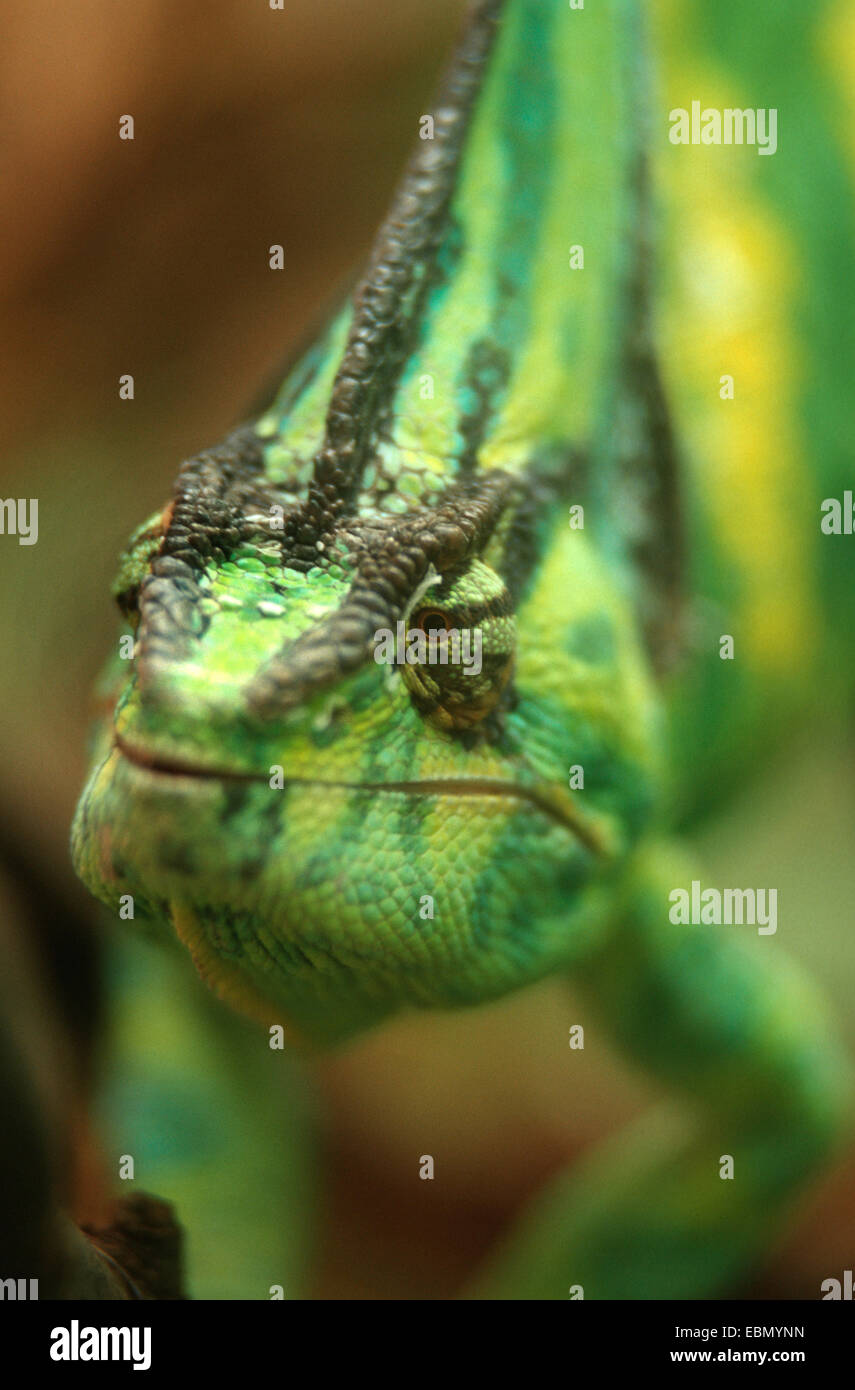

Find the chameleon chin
[[69, 0, 853, 1300]]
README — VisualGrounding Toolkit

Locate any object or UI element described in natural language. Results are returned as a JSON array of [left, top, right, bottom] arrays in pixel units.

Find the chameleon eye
[[414, 608, 451, 634], [400, 561, 516, 733], [112, 508, 169, 626], [115, 584, 141, 626]]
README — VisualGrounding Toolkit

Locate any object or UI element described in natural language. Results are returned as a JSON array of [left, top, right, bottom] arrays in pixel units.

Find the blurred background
[[0, 0, 854, 1298]]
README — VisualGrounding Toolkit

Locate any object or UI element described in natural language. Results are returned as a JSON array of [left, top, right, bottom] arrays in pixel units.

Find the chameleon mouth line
[[114, 735, 603, 853]]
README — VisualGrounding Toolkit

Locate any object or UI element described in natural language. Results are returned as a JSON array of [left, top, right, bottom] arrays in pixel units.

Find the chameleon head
[[70, 0, 672, 1045], [71, 442, 664, 1047]]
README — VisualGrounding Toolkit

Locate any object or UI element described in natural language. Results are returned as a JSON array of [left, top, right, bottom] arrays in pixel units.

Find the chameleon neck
[[256, 0, 678, 661], [262, 0, 644, 476], [408, 0, 644, 478]]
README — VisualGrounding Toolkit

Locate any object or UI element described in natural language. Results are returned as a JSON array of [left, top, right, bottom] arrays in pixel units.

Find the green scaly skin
[[72, 0, 852, 1299]]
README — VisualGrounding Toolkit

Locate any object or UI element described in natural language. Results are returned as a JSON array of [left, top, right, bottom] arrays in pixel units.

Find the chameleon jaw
[[72, 732, 618, 1040], [114, 732, 608, 855]]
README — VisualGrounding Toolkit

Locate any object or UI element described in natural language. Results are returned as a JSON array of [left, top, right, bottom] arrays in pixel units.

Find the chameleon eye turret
[[398, 558, 516, 731]]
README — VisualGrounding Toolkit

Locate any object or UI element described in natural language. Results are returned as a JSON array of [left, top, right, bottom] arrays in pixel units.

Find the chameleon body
[[72, 0, 852, 1298]]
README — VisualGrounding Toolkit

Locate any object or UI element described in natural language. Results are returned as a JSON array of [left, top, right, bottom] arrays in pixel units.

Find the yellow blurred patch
[[653, 4, 820, 678]]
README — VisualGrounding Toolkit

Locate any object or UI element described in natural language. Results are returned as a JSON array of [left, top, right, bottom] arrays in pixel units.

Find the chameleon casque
[[71, 0, 853, 1299]]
